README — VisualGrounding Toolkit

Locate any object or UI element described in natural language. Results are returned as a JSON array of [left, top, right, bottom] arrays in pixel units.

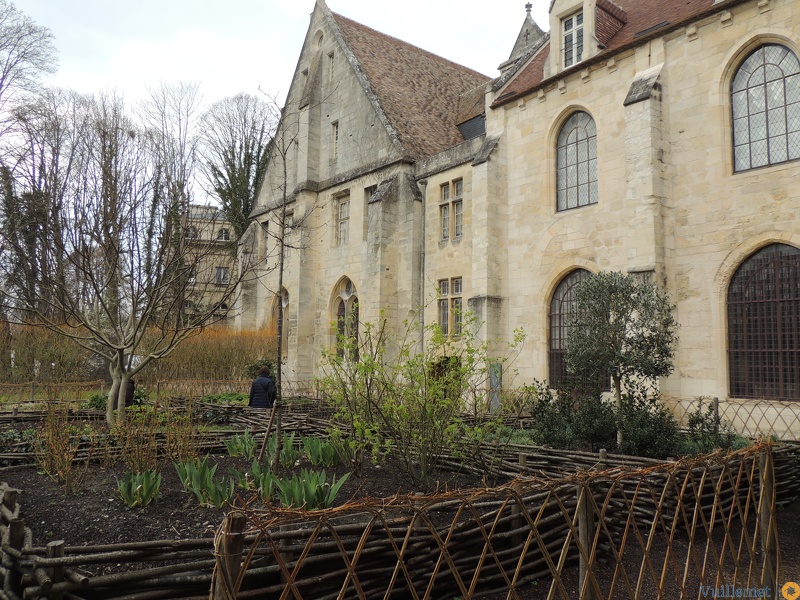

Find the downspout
[[417, 179, 428, 354]]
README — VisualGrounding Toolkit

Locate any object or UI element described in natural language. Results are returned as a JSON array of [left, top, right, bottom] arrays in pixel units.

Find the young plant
[[302, 436, 339, 468], [116, 470, 162, 508], [279, 433, 299, 469], [275, 469, 350, 509], [174, 456, 235, 508], [225, 431, 258, 461]]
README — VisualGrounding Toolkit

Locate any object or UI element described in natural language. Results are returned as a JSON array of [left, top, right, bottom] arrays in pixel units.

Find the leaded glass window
[[727, 244, 800, 400], [732, 44, 800, 172], [556, 111, 598, 212]]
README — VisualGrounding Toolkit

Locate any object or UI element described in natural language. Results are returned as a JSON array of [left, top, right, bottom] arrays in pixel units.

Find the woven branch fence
[[1, 443, 798, 599]]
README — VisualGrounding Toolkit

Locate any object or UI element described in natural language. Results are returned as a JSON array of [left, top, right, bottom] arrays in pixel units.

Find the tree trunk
[[614, 373, 623, 448], [107, 361, 120, 426]]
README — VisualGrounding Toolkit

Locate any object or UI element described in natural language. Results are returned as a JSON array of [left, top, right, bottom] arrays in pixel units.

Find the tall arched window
[[549, 269, 591, 385], [556, 111, 598, 212], [727, 243, 800, 400], [731, 44, 800, 172], [333, 278, 359, 359]]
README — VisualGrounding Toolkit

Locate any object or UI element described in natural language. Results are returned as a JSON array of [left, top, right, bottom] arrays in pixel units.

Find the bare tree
[[0, 0, 57, 113], [198, 93, 275, 243], [0, 91, 254, 425]]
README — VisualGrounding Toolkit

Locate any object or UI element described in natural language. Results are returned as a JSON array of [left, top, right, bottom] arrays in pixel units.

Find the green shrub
[[203, 392, 248, 405], [225, 431, 258, 461], [116, 470, 161, 508], [82, 392, 107, 411], [275, 469, 350, 509], [682, 398, 747, 455], [618, 384, 682, 459], [303, 436, 339, 468]]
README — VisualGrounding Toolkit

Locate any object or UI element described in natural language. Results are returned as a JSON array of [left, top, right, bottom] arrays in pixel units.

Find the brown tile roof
[[494, 0, 747, 107], [331, 12, 491, 159]]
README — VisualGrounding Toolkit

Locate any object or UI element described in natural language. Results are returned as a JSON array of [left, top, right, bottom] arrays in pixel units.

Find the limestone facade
[[238, 0, 800, 410]]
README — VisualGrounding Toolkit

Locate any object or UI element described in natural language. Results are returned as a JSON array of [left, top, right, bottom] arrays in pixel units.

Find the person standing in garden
[[249, 366, 276, 409]]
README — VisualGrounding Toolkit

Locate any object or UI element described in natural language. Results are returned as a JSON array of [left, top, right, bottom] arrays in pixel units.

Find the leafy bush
[[303, 436, 339, 468], [318, 315, 524, 487], [618, 384, 682, 459], [174, 456, 234, 508], [116, 470, 162, 508], [682, 398, 747, 455], [203, 392, 248, 405], [520, 380, 614, 450], [82, 392, 107, 411], [275, 469, 350, 509], [225, 431, 258, 461]]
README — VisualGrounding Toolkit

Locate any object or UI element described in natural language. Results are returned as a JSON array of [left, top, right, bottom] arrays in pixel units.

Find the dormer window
[[563, 11, 583, 68]]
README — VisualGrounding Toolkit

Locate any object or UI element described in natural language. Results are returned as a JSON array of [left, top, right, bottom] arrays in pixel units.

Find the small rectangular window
[[438, 299, 449, 336], [563, 11, 584, 68], [439, 279, 449, 296], [440, 183, 450, 203], [331, 121, 339, 159], [453, 180, 463, 199], [452, 277, 462, 295], [453, 200, 463, 239], [215, 267, 230, 285], [452, 297, 462, 336], [440, 204, 450, 241], [338, 197, 350, 246], [328, 52, 334, 82]]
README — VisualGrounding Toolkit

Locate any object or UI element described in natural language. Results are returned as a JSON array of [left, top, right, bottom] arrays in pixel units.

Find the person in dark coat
[[249, 366, 276, 409]]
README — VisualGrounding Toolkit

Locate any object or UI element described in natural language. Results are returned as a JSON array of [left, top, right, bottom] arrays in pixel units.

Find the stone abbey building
[[236, 0, 800, 421]]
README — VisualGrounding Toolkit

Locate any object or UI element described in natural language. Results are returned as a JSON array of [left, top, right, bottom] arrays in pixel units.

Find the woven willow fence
[[2, 443, 797, 599], [667, 397, 800, 442]]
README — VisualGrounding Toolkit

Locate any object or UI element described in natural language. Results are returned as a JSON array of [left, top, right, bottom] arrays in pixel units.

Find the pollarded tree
[[565, 271, 679, 447]]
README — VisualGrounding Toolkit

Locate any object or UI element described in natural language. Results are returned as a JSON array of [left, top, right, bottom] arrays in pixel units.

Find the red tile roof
[[331, 12, 491, 159], [494, 0, 747, 107]]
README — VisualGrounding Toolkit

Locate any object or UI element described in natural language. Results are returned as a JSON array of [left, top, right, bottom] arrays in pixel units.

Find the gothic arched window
[[727, 243, 800, 400], [333, 278, 359, 360], [556, 111, 598, 211], [549, 269, 592, 386], [731, 44, 800, 172]]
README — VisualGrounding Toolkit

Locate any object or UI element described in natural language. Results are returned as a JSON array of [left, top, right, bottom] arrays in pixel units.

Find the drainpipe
[[418, 179, 428, 354]]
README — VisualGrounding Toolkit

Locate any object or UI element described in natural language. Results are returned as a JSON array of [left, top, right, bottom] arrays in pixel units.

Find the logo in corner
[[783, 581, 800, 600]]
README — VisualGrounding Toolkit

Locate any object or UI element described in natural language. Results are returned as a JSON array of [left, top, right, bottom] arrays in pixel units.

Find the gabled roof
[[329, 11, 491, 159], [494, 0, 747, 107]]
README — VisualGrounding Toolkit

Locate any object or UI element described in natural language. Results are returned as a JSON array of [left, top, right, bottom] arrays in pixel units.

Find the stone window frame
[[730, 43, 800, 173]]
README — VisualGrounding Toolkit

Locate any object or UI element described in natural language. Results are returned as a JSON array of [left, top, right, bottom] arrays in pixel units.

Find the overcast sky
[[23, 0, 552, 109]]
